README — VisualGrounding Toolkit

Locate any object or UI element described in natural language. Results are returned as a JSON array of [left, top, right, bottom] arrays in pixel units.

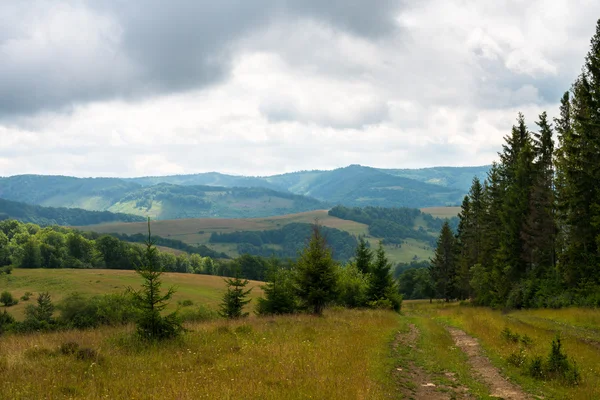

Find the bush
[[0, 310, 15, 334], [178, 299, 194, 307], [20, 292, 33, 301], [336, 264, 369, 308], [179, 305, 219, 322], [59, 341, 80, 355], [501, 327, 520, 343], [522, 335, 581, 386], [256, 268, 298, 316], [0, 291, 18, 307], [0, 265, 13, 275]]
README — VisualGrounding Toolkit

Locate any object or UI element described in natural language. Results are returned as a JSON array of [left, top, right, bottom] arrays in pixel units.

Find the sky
[[1, 1, 599, 178]]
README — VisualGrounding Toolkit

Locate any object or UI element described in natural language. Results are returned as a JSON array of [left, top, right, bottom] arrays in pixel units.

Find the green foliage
[[295, 224, 338, 315], [178, 304, 219, 322], [210, 222, 358, 262], [335, 263, 370, 308], [22, 292, 56, 331], [256, 267, 298, 315], [354, 237, 372, 274], [430, 222, 457, 302], [219, 276, 252, 319], [368, 243, 401, 311], [0, 291, 18, 307], [0, 310, 15, 334], [129, 219, 182, 340], [20, 291, 32, 301]]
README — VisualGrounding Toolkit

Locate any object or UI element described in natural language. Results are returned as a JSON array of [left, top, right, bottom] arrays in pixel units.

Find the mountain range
[[0, 165, 489, 221]]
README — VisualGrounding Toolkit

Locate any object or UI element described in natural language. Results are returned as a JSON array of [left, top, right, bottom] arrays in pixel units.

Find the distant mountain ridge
[[0, 165, 490, 219]]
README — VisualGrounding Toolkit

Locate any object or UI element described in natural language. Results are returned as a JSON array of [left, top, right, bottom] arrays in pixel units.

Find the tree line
[[209, 222, 358, 261], [429, 19, 600, 308]]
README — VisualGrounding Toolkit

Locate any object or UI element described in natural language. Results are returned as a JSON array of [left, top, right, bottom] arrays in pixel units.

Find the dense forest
[[429, 21, 600, 308], [0, 198, 144, 226], [0, 219, 283, 280], [329, 205, 457, 247], [209, 222, 358, 261]]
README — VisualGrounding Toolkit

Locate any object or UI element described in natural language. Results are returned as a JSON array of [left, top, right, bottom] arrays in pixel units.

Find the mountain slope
[[381, 166, 490, 191], [268, 165, 464, 207], [0, 175, 140, 209], [127, 172, 285, 191], [0, 198, 145, 226]]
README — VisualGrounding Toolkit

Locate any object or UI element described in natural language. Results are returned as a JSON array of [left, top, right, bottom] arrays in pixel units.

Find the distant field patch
[[420, 206, 461, 218], [0, 269, 263, 320]]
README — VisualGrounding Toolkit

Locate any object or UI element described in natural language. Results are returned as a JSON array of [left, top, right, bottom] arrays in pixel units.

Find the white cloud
[[1, 0, 599, 178]]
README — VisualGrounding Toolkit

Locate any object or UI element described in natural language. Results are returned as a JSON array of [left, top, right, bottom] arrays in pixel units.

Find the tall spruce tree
[[354, 236, 373, 275], [295, 224, 338, 315], [430, 222, 457, 302], [220, 276, 252, 319], [368, 242, 401, 311]]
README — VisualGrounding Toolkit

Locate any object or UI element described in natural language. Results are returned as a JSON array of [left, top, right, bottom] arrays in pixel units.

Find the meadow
[[0, 269, 264, 320], [2, 268, 599, 399], [76, 208, 453, 264]]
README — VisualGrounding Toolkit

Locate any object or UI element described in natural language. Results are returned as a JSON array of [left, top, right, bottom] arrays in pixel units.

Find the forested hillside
[[0, 177, 327, 219], [329, 205, 457, 247], [381, 166, 490, 191], [429, 22, 600, 308], [209, 222, 358, 261], [0, 198, 144, 226]]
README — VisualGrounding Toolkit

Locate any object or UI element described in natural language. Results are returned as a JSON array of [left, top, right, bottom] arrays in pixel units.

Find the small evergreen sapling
[[220, 276, 252, 319], [129, 218, 182, 340]]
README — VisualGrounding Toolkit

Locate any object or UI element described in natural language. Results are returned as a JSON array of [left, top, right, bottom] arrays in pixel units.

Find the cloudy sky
[[1, 1, 599, 177]]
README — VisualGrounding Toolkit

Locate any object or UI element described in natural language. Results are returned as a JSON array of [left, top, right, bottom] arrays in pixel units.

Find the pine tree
[[368, 243, 401, 311], [430, 222, 457, 302], [129, 219, 182, 340], [522, 112, 556, 275], [295, 224, 338, 315], [256, 267, 297, 315], [354, 236, 372, 275], [220, 276, 252, 318]]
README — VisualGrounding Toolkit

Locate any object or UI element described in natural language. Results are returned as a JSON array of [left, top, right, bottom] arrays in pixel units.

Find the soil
[[447, 327, 530, 400], [393, 324, 474, 400]]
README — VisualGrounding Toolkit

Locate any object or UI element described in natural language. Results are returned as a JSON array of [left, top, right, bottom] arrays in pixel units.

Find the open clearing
[[420, 207, 461, 218], [1, 269, 599, 399], [76, 210, 435, 263], [0, 268, 263, 320]]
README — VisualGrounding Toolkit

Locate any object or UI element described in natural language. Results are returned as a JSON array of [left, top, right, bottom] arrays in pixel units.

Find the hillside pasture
[[420, 206, 461, 219], [0, 269, 263, 320]]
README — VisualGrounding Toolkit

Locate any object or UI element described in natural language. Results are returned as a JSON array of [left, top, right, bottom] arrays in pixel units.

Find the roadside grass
[[0, 309, 400, 400], [0, 269, 263, 320], [407, 301, 600, 400]]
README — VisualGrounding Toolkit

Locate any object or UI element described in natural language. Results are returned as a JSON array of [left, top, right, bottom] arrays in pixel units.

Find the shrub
[[0, 291, 18, 307], [178, 299, 194, 307], [507, 348, 527, 368], [0, 310, 15, 334], [256, 268, 298, 316], [59, 342, 80, 355], [501, 327, 520, 343], [179, 305, 219, 322], [0, 265, 13, 275], [58, 293, 100, 329], [336, 263, 369, 308], [20, 292, 33, 301]]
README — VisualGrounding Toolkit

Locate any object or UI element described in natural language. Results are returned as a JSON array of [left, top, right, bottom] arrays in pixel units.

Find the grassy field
[[403, 301, 600, 400], [420, 206, 461, 218], [0, 309, 401, 399], [2, 269, 600, 399], [0, 269, 264, 320], [76, 210, 435, 264]]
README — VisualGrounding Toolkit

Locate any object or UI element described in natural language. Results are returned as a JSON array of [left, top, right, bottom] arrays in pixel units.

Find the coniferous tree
[[295, 223, 338, 315], [256, 267, 297, 315], [368, 242, 401, 311], [430, 222, 457, 302], [129, 219, 182, 340], [220, 276, 252, 318], [354, 236, 372, 275]]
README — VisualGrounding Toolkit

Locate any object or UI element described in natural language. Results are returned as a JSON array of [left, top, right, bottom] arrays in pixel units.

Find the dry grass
[[420, 207, 461, 219], [0, 269, 263, 320], [0, 309, 400, 400]]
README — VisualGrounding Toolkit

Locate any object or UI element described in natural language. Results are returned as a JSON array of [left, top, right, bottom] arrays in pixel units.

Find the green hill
[[381, 165, 490, 191], [267, 165, 464, 207], [0, 176, 327, 220], [0, 198, 144, 226], [79, 207, 456, 264]]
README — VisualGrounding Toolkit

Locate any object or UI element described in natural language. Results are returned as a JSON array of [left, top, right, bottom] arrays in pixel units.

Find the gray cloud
[[0, 0, 402, 117]]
